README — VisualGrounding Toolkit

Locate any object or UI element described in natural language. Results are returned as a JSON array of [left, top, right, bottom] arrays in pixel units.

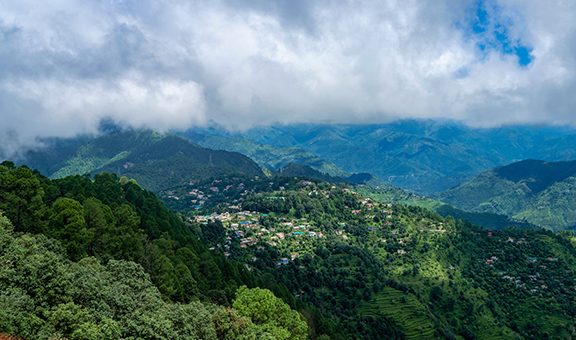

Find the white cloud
[[1, 0, 576, 155], [0, 75, 206, 156]]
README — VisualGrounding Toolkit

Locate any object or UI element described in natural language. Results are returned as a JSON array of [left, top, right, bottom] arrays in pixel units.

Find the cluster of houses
[[194, 209, 325, 263], [162, 179, 255, 210], [481, 232, 566, 295]]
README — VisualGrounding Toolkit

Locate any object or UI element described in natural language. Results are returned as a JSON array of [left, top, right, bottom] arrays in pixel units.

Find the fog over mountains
[[3, 1, 576, 156]]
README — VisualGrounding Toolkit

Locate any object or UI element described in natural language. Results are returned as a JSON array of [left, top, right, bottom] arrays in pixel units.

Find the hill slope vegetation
[[20, 130, 263, 192], [440, 159, 576, 230], [196, 120, 576, 193]]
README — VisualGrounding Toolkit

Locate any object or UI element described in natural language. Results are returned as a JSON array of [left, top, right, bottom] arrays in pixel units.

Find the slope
[[181, 128, 349, 177], [19, 129, 264, 192], [228, 120, 576, 193], [439, 160, 576, 230]]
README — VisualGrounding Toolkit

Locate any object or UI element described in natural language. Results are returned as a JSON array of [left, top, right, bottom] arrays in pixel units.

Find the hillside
[[181, 129, 349, 177], [19, 130, 263, 192], [0, 162, 307, 339], [277, 163, 373, 185], [2, 162, 576, 339], [159, 172, 576, 339], [182, 179, 576, 339], [439, 160, 576, 230], [196, 121, 576, 193]]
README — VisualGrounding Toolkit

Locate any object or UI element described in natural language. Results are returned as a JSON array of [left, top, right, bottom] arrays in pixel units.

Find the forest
[[0, 162, 307, 339], [1, 161, 575, 339]]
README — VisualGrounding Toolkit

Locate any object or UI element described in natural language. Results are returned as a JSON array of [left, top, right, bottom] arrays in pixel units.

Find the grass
[[358, 287, 437, 339]]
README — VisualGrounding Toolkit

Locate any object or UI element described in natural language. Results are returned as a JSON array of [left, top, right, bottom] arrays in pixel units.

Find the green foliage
[[22, 129, 263, 192], [3, 158, 576, 339], [440, 160, 576, 230], [49, 197, 93, 260], [232, 286, 308, 340], [200, 178, 575, 339], [0, 215, 219, 339], [358, 288, 436, 340], [0, 162, 47, 232], [0, 164, 259, 305]]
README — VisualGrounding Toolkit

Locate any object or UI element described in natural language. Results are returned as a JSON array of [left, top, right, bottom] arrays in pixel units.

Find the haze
[[1, 0, 575, 155]]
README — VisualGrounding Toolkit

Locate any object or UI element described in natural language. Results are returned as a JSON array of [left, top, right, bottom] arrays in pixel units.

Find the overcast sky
[[1, 0, 576, 155]]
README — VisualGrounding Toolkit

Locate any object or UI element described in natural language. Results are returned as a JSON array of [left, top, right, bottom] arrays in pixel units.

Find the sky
[[1, 0, 576, 155]]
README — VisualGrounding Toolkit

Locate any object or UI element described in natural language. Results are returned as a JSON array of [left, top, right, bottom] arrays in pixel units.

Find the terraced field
[[359, 287, 437, 339]]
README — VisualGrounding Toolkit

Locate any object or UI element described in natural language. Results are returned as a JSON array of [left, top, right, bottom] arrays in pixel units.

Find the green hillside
[[182, 129, 349, 177], [21, 130, 263, 192], [358, 288, 437, 340], [212, 121, 576, 193], [2, 161, 575, 339], [277, 163, 373, 185], [440, 160, 576, 230], [0, 162, 306, 339], [158, 173, 576, 339]]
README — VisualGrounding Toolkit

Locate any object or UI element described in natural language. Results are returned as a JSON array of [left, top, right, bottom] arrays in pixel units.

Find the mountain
[[18, 130, 264, 192], [162, 171, 576, 339], [195, 120, 576, 193], [2, 161, 576, 339], [0, 162, 307, 339], [439, 159, 576, 230], [276, 163, 373, 185], [181, 128, 349, 177]]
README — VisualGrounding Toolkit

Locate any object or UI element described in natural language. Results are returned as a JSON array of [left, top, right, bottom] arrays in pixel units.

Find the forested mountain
[[188, 121, 576, 193], [276, 163, 373, 185], [440, 159, 576, 230], [2, 161, 575, 339], [153, 171, 576, 338], [178, 174, 576, 339], [0, 162, 307, 339], [182, 128, 349, 177], [20, 129, 263, 192]]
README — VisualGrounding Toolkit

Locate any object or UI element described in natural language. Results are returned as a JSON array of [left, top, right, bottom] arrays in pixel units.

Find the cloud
[[1, 0, 576, 155]]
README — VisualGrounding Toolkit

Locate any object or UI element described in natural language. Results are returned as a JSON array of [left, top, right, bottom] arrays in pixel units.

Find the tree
[[0, 164, 47, 232], [49, 198, 93, 260], [232, 286, 308, 340]]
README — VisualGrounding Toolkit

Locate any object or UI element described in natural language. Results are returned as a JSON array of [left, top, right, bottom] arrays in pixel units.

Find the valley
[[3, 2, 576, 339], [2, 125, 576, 339]]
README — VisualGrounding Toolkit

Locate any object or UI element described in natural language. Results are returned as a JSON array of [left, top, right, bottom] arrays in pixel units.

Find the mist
[[2, 0, 576, 156]]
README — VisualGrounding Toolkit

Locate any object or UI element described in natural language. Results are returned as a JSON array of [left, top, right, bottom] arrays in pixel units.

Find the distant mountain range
[[186, 120, 576, 193], [439, 159, 576, 230], [12, 121, 576, 231], [20, 130, 263, 192], [181, 128, 349, 177]]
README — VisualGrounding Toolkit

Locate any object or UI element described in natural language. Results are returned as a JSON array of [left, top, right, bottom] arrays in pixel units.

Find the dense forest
[[1, 161, 575, 339], [0, 162, 307, 339]]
